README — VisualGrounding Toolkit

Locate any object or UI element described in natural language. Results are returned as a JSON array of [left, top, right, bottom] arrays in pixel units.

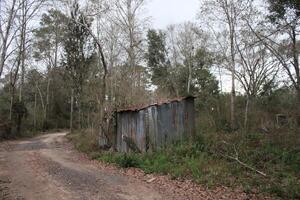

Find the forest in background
[[0, 0, 299, 136], [0, 0, 299, 198]]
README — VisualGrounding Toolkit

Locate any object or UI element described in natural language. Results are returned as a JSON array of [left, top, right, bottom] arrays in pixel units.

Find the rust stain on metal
[[115, 96, 196, 153], [117, 96, 195, 112]]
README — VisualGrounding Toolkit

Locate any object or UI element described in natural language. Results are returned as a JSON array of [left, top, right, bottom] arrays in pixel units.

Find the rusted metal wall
[[116, 97, 195, 153]]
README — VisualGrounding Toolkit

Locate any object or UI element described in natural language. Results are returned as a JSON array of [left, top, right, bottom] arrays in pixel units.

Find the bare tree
[[111, 0, 148, 101], [14, 0, 45, 102], [33, 9, 67, 124], [166, 25, 179, 68], [70, 1, 111, 142], [0, 0, 19, 78], [176, 22, 204, 94], [3, 0, 44, 121], [199, 0, 252, 130], [8, 57, 20, 120], [235, 32, 279, 128], [246, 3, 300, 119]]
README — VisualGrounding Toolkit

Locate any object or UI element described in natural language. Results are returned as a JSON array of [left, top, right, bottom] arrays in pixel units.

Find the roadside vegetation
[[68, 127, 300, 199]]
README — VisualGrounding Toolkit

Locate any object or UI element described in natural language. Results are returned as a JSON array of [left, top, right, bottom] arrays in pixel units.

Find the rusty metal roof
[[117, 96, 195, 113]]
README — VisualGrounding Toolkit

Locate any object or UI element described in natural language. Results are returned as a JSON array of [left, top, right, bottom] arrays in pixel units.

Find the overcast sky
[[148, 0, 200, 29]]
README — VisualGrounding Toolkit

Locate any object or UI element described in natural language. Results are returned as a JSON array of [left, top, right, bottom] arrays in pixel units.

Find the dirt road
[[0, 132, 168, 200]]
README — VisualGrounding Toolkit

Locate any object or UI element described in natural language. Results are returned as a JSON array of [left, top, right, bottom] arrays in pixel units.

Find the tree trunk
[[34, 92, 37, 130], [0, 0, 17, 78], [78, 101, 81, 130], [297, 88, 300, 127], [76, 17, 109, 142], [297, 88, 300, 108], [87, 109, 90, 129], [230, 25, 236, 131], [9, 87, 15, 121], [45, 71, 51, 121], [292, 27, 300, 126], [218, 67, 223, 92], [230, 62, 236, 131], [9, 68, 19, 121], [18, 3, 27, 103], [19, 59, 25, 102], [36, 84, 45, 120], [244, 96, 250, 130], [187, 59, 192, 94], [9, 96, 13, 121], [70, 89, 74, 132]]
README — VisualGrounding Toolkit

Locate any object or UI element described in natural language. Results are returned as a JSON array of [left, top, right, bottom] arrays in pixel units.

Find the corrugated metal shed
[[116, 96, 195, 153]]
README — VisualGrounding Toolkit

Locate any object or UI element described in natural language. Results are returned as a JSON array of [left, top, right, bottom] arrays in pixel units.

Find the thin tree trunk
[[292, 28, 300, 124], [70, 89, 74, 132], [9, 86, 16, 120], [230, 27, 236, 131], [292, 28, 300, 115], [34, 92, 37, 129], [18, 4, 27, 103], [297, 88, 300, 127], [19, 58, 25, 102], [9, 95, 13, 121], [36, 84, 45, 119], [9, 69, 19, 121], [219, 67, 223, 92], [230, 67, 236, 130], [9, 87, 15, 121], [0, 0, 17, 78], [244, 96, 250, 130], [45, 71, 51, 121], [76, 16, 109, 141], [187, 59, 192, 94], [87, 110, 90, 129], [54, 34, 58, 68], [297, 88, 300, 107], [78, 101, 81, 130]]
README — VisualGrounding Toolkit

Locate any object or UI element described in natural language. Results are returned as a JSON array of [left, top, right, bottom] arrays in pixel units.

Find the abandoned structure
[[116, 96, 196, 153]]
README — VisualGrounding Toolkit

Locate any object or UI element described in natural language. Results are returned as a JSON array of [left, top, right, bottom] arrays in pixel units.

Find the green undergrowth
[[67, 130, 300, 199]]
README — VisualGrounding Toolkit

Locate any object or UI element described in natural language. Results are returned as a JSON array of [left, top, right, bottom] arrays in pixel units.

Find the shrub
[[0, 119, 11, 140], [115, 154, 141, 168]]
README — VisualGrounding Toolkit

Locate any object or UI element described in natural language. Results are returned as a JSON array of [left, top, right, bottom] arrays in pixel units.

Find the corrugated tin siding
[[116, 97, 195, 153]]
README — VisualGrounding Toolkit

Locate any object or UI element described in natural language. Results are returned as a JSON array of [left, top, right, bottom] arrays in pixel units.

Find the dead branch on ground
[[219, 141, 267, 177]]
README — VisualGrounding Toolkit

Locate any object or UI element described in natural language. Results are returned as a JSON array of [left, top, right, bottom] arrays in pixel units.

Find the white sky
[[148, 0, 200, 29]]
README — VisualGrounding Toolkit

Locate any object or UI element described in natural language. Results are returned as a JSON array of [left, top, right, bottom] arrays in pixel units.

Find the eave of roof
[[117, 96, 195, 113]]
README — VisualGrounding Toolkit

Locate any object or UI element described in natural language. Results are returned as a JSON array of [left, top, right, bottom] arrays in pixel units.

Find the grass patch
[[68, 130, 300, 199]]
